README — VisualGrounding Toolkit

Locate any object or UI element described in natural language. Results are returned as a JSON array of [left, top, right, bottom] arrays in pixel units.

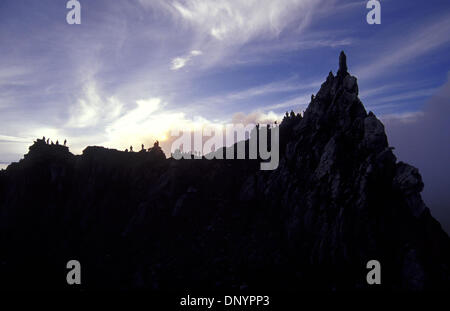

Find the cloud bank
[[382, 77, 450, 233]]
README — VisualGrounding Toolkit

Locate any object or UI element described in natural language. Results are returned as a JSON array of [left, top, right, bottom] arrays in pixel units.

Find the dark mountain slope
[[0, 52, 449, 291]]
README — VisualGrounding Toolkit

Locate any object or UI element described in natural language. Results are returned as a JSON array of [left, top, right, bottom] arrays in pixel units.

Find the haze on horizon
[[0, 0, 449, 231]]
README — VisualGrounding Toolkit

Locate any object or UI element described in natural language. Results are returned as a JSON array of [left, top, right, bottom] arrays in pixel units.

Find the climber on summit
[[337, 51, 348, 77], [64, 139, 67, 146], [142, 144, 145, 151], [130, 145, 133, 152]]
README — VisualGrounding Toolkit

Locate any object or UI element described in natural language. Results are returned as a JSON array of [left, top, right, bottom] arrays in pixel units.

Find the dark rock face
[[1, 53, 449, 291]]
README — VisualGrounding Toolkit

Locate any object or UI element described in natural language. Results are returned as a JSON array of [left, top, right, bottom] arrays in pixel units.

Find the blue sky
[[0, 0, 450, 165]]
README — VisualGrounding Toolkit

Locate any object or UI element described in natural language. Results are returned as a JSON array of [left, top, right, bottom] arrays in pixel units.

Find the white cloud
[[190, 50, 203, 56], [171, 57, 189, 70], [101, 96, 284, 155], [104, 97, 215, 153], [171, 50, 204, 70], [107, 98, 162, 132], [67, 82, 123, 128], [231, 110, 282, 125]]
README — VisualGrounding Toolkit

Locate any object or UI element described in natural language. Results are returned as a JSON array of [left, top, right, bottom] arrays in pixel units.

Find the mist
[[383, 77, 450, 234]]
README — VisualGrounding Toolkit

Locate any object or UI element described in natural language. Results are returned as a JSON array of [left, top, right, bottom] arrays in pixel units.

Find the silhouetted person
[[142, 144, 145, 151], [47, 138, 49, 144], [154, 140, 159, 147], [64, 139, 67, 146], [130, 145, 133, 152], [56, 140, 59, 145], [125, 148, 128, 152], [42, 136, 45, 142], [51, 141, 54, 145], [338, 51, 348, 76]]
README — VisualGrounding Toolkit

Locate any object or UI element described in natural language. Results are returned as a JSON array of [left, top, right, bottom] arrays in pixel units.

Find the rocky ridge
[[0, 52, 449, 290]]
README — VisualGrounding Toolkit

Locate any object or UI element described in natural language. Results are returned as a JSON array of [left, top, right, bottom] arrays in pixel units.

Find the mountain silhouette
[[0, 52, 449, 291]]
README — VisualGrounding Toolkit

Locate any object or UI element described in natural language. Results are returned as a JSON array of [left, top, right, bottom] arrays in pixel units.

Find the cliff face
[[1, 52, 449, 291]]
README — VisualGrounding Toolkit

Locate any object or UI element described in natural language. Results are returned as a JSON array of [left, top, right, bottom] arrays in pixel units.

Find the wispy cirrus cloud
[[356, 13, 450, 80], [370, 88, 439, 106], [167, 0, 323, 43], [262, 94, 311, 112], [138, 0, 327, 69]]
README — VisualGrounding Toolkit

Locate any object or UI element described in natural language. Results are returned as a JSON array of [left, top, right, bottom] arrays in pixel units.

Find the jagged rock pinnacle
[[338, 51, 348, 75], [1, 51, 450, 291]]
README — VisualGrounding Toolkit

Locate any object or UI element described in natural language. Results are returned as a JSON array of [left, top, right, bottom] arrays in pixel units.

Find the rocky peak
[[0, 52, 449, 291], [297, 51, 363, 139], [337, 50, 348, 77], [271, 52, 450, 289]]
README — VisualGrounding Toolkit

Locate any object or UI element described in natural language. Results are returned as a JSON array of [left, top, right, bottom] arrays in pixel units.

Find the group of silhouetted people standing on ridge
[[39, 136, 67, 147], [36, 136, 164, 153], [125, 141, 159, 153], [284, 110, 302, 121]]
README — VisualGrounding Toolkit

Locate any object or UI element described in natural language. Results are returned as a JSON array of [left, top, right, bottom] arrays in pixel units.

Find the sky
[[0, 1, 449, 229]]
